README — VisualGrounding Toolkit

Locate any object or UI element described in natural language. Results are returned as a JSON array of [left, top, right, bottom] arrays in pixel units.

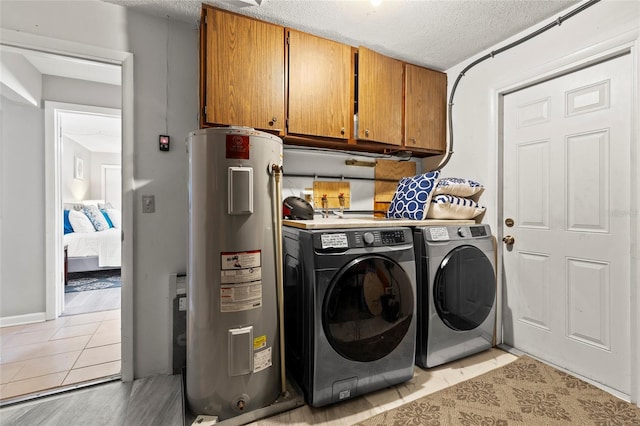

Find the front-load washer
[[283, 226, 416, 407], [414, 224, 496, 368]]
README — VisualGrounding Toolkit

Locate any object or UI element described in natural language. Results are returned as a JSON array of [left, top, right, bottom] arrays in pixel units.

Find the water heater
[[186, 127, 283, 420]]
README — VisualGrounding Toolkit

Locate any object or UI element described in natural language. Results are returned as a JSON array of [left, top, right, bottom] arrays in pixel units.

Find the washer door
[[434, 245, 495, 331], [323, 255, 413, 362]]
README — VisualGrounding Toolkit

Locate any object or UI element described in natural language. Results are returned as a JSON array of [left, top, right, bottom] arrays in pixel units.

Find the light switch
[[142, 195, 155, 213]]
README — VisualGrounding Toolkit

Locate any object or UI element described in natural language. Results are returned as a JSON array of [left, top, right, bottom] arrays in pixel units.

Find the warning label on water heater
[[220, 250, 262, 312], [253, 346, 272, 373]]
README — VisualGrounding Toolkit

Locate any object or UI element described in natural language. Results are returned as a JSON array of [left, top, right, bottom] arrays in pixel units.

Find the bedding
[[63, 203, 121, 271], [64, 227, 121, 268]]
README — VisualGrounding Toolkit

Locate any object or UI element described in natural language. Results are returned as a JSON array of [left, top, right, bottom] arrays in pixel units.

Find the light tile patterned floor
[[0, 309, 121, 402]]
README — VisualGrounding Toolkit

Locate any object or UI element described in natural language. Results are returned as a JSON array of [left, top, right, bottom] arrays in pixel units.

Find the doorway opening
[[0, 42, 130, 404], [57, 107, 122, 318]]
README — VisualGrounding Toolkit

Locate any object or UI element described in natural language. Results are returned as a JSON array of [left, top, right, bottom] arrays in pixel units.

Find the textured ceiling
[[101, 0, 579, 71]]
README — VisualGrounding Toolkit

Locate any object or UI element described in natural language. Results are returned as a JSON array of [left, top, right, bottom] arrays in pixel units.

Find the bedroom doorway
[[57, 107, 122, 317]]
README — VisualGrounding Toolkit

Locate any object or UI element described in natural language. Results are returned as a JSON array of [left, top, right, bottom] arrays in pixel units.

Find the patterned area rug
[[355, 356, 640, 425], [65, 269, 121, 293]]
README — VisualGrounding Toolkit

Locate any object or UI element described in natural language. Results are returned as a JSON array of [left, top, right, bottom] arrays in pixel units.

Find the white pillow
[[106, 208, 121, 228], [433, 177, 485, 198], [426, 194, 486, 220], [69, 209, 96, 233]]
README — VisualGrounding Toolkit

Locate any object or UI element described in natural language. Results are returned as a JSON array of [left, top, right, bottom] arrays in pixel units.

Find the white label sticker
[[321, 233, 349, 249], [429, 227, 449, 241], [220, 250, 262, 312], [253, 347, 272, 373], [221, 251, 261, 270], [220, 283, 262, 312], [221, 267, 262, 284]]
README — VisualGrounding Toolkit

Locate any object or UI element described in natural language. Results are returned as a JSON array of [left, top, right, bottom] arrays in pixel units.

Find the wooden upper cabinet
[[202, 6, 285, 133], [357, 47, 403, 146], [287, 30, 352, 140], [404, 64, 447, 152]]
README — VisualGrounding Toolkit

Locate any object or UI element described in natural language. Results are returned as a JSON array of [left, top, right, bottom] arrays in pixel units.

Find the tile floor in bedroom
[[0, 309, 121, 402]]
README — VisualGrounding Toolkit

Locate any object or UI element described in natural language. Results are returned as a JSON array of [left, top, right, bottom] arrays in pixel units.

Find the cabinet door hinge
[[202, 106, 207, 117], [286, 32, 290, 45]]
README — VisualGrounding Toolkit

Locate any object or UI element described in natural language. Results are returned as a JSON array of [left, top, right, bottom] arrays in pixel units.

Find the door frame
[[494, 31, 639, 404], [1, 28, 135, 382], [101, 164, 122, 209]]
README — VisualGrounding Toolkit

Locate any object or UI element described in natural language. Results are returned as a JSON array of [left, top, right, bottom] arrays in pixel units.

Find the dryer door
[[434, 245, 495, 331], [322, 255, 413, 362]]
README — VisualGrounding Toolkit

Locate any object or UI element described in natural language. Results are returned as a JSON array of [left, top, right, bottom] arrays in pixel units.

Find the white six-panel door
[[502, 53, 632, 395]]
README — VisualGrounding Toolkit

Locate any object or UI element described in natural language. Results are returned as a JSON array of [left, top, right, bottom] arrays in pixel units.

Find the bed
[[64, 227, 121, 272], [64, 203, 121, 273]]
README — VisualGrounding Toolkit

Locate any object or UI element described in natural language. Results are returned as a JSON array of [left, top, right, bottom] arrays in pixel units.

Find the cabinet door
[[357, 47, 403, 145], [288, 30, 352, 139], [203, 8, 284, 133], [405, 64, 446, 152]]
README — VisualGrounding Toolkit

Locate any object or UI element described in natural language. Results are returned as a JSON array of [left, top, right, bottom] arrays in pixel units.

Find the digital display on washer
[[470, 226, 487, 237], [380, 230, 405, 244]]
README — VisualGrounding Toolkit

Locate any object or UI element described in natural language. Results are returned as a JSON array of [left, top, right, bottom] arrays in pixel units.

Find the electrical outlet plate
[[142, 195, 155, 213], [179, 297, 187, 311]]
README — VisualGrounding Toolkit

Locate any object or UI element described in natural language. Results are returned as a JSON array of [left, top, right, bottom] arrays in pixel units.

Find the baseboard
[[0, 312, 47, 328]]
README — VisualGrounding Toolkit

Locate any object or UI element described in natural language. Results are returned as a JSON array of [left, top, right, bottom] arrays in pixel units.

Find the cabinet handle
[[340, 127, 345, 135], [272, 117, 277, 123], [411, 137, 416, 144], [365, 129, 369, 137]]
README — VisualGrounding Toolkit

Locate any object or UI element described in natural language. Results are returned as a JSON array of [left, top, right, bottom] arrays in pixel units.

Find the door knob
[[503, 235, 515, 245]]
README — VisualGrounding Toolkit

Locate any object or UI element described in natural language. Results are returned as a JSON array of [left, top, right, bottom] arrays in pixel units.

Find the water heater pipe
[[432, 0, 601, 172], [271, 163, 287, 395]]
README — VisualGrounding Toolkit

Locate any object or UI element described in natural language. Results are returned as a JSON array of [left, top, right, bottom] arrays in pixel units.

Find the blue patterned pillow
[[83, 205, 109, 231], [386, 170, 440, 220], [433, 177, 484, 198]]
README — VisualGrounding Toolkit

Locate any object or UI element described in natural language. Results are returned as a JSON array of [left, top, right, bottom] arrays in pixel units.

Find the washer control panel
[[315, 228, 410, 250], [424, 224, 491, 242]]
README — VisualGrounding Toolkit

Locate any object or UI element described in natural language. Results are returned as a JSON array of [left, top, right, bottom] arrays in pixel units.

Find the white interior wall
[[90, 152, 121, 200], [0, 50, 42, 106], [63, 137, 91, 202], [282, 147, 422, 214], [43, 75, 121, 109], [0, 100, 45, 318]]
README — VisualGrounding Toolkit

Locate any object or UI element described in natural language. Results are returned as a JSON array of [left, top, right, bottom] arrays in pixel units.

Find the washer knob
[[363, 232, 375, 245], [457, 227, 467, 238]]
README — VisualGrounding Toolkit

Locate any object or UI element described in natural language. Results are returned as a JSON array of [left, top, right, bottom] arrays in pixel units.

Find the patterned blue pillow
[[386, 170, 440, 220], [63, 210, 74, 234], [83, 205, 109, 231], [433, 177, 484, 198]]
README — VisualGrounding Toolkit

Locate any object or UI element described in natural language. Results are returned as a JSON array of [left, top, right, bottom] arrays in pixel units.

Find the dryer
[[414, 224, 496, 368], [283, 226, 416, 407]]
